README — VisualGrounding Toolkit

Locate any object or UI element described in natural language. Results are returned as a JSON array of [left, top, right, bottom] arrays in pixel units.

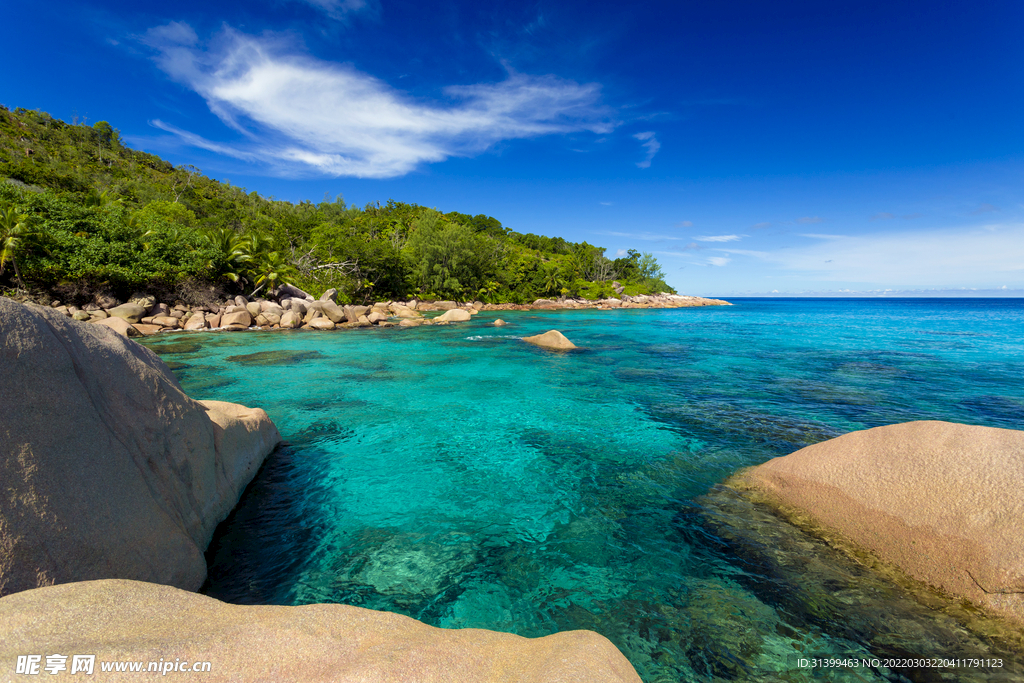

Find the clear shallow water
[[143, 299, 1024, 682]]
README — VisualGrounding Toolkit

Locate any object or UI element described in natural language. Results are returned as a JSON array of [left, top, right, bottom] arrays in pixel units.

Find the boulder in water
[[522, 330, 577, 350], [733, 420, 1024, 626], [0, 580, 641, 683], [0, 297, 281, 596]]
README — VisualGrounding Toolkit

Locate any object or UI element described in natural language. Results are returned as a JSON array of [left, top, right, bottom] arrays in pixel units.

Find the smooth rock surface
[[106, 302, 146, 323], [93, 315, 139, 337], [184, 314, 208, 331], [308, 318, 336, 330], [279, 310, 302, 328], [733, 420, 1024, 625], [221, 310, 252, 329], [522, 330, 577, 350], [0, 580, 641, 683], [437, 308, 471, 322], [0, 298, 281, 596]]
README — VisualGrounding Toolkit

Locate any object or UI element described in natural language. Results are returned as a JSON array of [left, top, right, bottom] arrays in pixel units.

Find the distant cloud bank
[[142, 23, 617, 178]]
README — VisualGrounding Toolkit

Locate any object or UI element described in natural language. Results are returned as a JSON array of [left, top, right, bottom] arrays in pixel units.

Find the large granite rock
[[0, 297, 281, 596], [106, 303, 147, 324], [437, 308, 471, 322], [0, 580, 641, 683], [93, 315, 140, 337], [523, 330, 577, 350], [732, 421, 1024, 625]]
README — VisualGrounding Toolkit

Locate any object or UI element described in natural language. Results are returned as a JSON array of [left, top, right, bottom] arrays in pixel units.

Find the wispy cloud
[[870, 212, 895, 220], [707, 256, 731, 267], [751, 222, 771, 230], [971, 203, 999, 215], [675, 220, 693, 228], [798, 233, 846, 240], [718, 224, 1024, 286], [300, 0, 375, 21], [797, 216, 824, 224], [141, 23, 617, 178], [599, 201, 613, 206], [694, 234, 742, 242], [633, 131, 660, 168]]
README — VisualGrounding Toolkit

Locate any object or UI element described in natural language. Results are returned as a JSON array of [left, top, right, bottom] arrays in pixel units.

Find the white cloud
[[707, 256, 731, 267], [633, 131, 660, 169], [718, 224, 1024, 286], [797, 216, 824, 224], [301, 0, 373, 21], [142, 24, 617, 178], [694, 234, 741, 242]]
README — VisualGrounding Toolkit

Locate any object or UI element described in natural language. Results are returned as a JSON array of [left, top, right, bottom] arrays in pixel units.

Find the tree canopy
[[0, 105, 676, 303]]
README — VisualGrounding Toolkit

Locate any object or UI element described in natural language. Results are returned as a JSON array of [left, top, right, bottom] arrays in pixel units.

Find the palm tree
[[249, 249, 298, 297], [205, 228, 251, 284], [0, 201, 36, 290], [542, 263, 566, 297]]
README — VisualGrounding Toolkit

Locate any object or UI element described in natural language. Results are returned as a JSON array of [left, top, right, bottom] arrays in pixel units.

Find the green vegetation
[[0, 105, 675, 303]]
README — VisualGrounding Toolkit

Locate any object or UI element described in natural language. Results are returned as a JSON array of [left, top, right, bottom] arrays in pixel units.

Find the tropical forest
[[0, 105, 674, 306]]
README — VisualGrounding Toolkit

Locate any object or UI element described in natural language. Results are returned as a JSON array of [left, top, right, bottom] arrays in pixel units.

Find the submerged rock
[[523, 330, 577, 350], [732, 420, 1024, 626], [0, 297, 281, 596], [0, 580, 641, 683]]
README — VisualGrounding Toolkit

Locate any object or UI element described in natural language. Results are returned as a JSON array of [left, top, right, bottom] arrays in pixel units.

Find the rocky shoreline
[[14, 284, 731, 337]]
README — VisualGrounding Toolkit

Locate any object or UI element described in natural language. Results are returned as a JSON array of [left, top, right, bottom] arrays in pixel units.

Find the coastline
[[10, 289, 731, 337]]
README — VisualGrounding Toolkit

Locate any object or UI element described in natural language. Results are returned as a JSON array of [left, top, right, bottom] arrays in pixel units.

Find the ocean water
[[143, 298, 1024, 682]]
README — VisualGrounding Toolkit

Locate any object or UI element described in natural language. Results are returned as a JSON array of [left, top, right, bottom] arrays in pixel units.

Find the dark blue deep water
[[143, 298, 1024, 682]]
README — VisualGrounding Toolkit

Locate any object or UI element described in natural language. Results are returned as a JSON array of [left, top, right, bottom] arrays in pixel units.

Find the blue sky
[[3, 0, 1023, 295]]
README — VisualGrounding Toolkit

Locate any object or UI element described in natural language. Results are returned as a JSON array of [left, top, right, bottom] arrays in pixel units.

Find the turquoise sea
[[143, 298, 1024, 682]]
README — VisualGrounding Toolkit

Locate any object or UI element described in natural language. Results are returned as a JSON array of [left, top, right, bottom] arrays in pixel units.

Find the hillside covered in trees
[[0, 105, 675, 305]]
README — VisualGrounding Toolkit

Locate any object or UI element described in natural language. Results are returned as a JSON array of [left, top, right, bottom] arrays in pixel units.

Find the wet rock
[[733, 420, 1024, 627], [494, 319, 507, 326], [522, 330, 577, 350]]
